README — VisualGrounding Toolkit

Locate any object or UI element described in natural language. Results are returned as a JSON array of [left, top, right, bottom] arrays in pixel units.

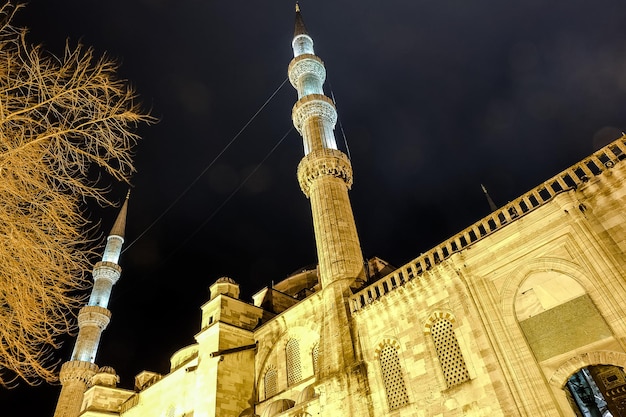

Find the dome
[[260, 399, 295, 417], [92, 366, 119, 387], [215, 276, 237, 284], [272, 268, 318, 297], [209, 276, 240, 300], [98, 366, 116, 375], [296, 384, 318, 404], [238, 408, 259, 417]]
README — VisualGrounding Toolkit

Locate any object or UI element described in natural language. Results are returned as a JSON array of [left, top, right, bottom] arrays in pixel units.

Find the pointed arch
[[256, 324, 320, 399], [549, 351, 626, 387], [373, 338, 402, 359], [423, 310, 456, 334], [500, 257, 595, 316]]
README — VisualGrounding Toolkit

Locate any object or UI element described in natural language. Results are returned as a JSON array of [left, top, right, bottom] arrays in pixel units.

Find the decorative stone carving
[[292, 94, 337, 135], [78, 305, 112, 330], [297, 148, 353, 197], [288, 54, 326, 88], [59, 361, 99, 385], [92, 261, 122, 285], [549, 350, 626, 387]]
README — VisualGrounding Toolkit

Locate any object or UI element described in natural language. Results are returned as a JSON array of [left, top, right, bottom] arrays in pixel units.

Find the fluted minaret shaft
[[54, 197, 128, 417], [290, 7, 364, 288]]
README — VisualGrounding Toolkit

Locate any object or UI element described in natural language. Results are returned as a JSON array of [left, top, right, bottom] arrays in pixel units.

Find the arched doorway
[[566, 365, 626, 417]]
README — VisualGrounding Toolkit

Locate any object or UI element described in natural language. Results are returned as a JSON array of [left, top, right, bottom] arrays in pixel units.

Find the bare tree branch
[[0, 2, 154, 386]]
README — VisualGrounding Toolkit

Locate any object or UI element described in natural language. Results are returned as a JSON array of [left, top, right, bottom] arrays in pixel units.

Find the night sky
[[3, 0, 626, 415]]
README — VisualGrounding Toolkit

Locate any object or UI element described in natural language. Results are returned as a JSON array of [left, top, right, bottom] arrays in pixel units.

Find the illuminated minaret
[[291, 4, 365, 288], [289, 6, 371, 415], [53, 197, 128, 417]]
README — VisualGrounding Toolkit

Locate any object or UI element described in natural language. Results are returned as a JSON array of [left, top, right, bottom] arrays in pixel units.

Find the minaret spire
[[481, 183, 498, 211], [294, 3, 308, 37], [53, 199, 129, 417], [108, 190, 129, 239]]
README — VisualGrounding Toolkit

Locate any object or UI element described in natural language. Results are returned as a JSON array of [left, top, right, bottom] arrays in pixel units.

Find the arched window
[[286, 338, 302, 386], [264, 367, 278, 399], [379, 344, 409, 410], [312, 343, 319, 374], [431, 318, 469, 387]]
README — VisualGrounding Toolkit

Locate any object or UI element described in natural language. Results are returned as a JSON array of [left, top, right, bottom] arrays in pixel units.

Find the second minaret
[[53, 197, 129, 417]]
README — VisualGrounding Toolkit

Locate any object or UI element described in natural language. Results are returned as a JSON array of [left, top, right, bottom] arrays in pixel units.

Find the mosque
[[53, 5, 626, 417]]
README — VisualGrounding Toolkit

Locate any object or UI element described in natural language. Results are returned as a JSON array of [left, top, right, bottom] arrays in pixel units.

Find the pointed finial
[[481, 184, 498, 212], [294, 2, 308, 37], [109, 194, 129, 239]]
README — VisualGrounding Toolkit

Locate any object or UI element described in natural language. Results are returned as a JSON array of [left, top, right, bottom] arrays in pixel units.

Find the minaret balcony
[[288, 54, 326, 88], [297, 148, 353, 197], [59, 361, 99, 384], [78, 305, 112, 330], [92, 261, 122, 285], [292, 94, 337, 135]]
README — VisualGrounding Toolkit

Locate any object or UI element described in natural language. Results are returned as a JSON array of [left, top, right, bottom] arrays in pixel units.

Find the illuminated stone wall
[[351, 180, 626, 416], [66, 139, 626, 417]]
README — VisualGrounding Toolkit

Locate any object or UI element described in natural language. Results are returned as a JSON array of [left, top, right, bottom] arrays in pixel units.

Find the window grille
[[379, 345, 409, 410], [312, 343, 319, 374], [286, 339, 302, 385], [264, 368, 278, 399], [431, 319, 469, 387]]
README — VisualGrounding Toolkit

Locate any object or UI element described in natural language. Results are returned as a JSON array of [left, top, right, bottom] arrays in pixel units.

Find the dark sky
[[3, 0, 626, 415]]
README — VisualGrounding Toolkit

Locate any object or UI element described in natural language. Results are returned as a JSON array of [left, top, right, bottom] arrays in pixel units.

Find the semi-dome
[[98, 366, 116, 375], [260, 399, 295, 417], [209, 276, 240, 300], [273, 267, 319, 298], [296, 384, 318, 404], [238, 407, 259, 417], [215, 276, 237, 284], [92, 366, 119, 387]]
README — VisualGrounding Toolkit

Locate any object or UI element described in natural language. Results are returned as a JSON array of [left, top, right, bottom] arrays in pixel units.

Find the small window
[[264, 368, 278, 399], [286, 339, 302, 386], [431, 319, 469, 387], [379, 344, 409, 410]]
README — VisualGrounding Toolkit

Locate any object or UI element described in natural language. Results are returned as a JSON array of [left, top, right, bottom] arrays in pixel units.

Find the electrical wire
[[160, 126, 293, 265], [122, 77, 289, 253], [327, 79, 352, 160], [110, 126, 294, 302]]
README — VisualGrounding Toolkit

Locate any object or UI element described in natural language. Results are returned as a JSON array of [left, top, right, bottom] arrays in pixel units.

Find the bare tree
[[0, 3, 153, 386]]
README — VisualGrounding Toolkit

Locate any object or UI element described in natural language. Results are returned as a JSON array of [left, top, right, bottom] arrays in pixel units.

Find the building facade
[[55, 6, 626, 417]]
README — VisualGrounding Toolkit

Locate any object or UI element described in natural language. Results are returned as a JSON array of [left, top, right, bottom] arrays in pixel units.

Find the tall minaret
[[53, 197, 129, 417], [289, 6, 372, 415], [290, 4, 365, 288]]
